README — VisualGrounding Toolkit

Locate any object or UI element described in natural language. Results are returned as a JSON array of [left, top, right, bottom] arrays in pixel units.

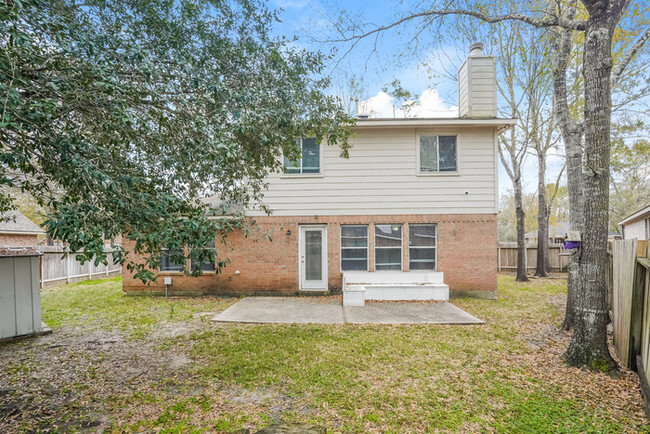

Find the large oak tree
[[0, 0, 352, 281]]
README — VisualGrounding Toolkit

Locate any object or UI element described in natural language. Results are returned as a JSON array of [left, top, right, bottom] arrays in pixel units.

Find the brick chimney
[[457, 42, 497, 118]]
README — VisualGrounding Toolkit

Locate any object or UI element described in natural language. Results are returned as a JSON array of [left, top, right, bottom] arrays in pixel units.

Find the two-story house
[[122, 43, 516, 299]]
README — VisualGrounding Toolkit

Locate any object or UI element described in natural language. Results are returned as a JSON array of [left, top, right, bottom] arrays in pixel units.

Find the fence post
[[65, 251, 71, 283], [106, 253, 110, 277], [497, 247, 501, 272], [89, 260, 93, 280]]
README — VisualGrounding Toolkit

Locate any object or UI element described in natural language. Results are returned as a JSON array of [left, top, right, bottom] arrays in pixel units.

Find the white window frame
[[283, 138, 322, 176], [374, 224, 403, 271], [408, 224, 437, 271], [416, 133, 460, 176], [160, 248, 185, 273], [340, 225, 369, 272]]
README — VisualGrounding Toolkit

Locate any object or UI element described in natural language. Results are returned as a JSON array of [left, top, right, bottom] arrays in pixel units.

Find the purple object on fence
[[564, 241, 580, 250]]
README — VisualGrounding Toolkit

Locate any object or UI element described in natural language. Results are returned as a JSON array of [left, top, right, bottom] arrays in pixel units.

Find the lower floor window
[[375, 224, 402, 270], [161, 249, 184, 271], [192, 239, 216, 272], [341, 225, 368, 271], [409, 224, 436, 270]]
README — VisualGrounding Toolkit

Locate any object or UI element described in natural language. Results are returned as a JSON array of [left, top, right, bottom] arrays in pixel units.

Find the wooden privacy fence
[[40, 246, 122, 287], [609, 239, 650, 416], [497, 243, 569, 272]]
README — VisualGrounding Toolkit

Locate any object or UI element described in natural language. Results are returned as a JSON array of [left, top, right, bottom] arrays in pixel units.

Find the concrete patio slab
[[343, 302, 483, 324], [212, 297, 483, 325], [213, 297, 345, 324]]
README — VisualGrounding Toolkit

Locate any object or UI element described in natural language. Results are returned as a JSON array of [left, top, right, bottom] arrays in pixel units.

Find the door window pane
[[341, 225, 368, 271], [409, 224, 436, 270], [305, 230, 322, 280], [375, 224, 402, 270]]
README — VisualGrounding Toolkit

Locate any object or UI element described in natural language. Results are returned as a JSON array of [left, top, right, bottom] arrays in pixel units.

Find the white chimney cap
[[470, 42, 484, 56]]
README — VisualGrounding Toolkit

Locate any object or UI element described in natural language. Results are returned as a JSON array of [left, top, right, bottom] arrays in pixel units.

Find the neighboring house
[[525, 222, 571, 245], [608, 232, 623, 241], [122, 43, 516, 299], [619, 205, 650, 240], [0, 210, 45, 248]]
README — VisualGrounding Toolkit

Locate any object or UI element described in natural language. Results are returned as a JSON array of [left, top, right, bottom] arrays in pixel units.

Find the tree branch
[[326, 8, 587, 45], [611, 26, 650, 88]]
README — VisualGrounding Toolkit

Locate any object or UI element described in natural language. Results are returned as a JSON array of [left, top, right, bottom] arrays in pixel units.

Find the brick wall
[[122, 214, 497, 297], [0, 234, 39, 248]]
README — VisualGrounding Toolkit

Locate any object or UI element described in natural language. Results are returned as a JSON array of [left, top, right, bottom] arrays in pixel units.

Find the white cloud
[[358, 89, 458, 118]]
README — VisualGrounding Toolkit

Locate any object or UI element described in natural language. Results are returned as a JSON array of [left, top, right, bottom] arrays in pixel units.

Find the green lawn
[[1, 275, 648, 432]]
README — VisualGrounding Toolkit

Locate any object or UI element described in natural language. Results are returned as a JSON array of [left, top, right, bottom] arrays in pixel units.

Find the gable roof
[[619, 205, 650, 226], [0, 210, 45, 235]]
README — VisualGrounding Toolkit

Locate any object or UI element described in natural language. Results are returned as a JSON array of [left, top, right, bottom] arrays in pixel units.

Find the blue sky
[[269, 0, 566, 199]]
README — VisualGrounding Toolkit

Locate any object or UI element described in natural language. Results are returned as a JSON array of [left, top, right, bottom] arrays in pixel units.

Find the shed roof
[[0, 210, 45, 235], [0, 247, 42, 257]]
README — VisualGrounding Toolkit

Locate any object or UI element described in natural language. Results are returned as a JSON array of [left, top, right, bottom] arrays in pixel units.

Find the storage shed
[[0, 248, 51, 341]]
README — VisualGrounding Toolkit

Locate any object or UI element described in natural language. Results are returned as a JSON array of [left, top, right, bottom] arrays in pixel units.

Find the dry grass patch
[[0, 275, 648, 432]]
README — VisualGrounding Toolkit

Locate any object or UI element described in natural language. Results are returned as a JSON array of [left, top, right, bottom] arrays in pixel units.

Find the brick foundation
[[122, 214, 497, 298]]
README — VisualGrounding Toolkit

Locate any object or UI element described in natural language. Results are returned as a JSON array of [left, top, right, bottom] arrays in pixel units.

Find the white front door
[[299, 225, 328, 290]]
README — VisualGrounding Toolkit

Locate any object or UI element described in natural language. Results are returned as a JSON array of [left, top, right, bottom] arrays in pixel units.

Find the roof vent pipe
[[469, 42, 483, 56]]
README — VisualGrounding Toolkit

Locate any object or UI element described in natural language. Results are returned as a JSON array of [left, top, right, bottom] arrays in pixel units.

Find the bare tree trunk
[[564, 4, 619, 371], [535, 151, 550, 277], [562, 132, 584, 330], [514, 169, 529, 282], [550, 2, 583, 331]]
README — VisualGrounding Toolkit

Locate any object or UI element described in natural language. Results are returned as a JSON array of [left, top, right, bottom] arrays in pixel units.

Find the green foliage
[[498, 186, 570, 242], [0, 0, 352, 281], [610, 122, 650, 231], [381, 78, 418, 117]]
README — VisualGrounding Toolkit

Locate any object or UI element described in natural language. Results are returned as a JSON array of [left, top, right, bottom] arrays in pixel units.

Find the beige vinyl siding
[[457, 56, 496, 118], [248, 127, 498, 216]]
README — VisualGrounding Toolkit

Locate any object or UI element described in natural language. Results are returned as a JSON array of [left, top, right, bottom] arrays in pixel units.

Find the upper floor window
[[419, 135, 457, 173], [284, 138, 320, 174]]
